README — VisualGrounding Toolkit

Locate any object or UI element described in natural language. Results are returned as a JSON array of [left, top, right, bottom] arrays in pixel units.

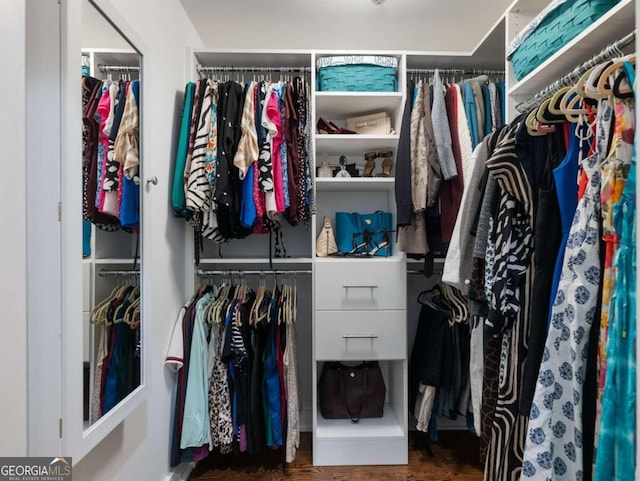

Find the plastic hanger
[[417, 285, 442, 310], [535, 98, 562, 130], [526, 107, 547, 136], [559, 85, 589, 123], [91, 284, 121, 325], [596, 54, 636, 97], [289, 274, 297, 325], [612, 68, 634, 98], [250, 272, 266, 326], [549, 86, 573, 115]]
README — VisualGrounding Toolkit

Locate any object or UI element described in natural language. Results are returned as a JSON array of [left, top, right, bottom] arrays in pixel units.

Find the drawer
[[315, 310, 406, 360], [315, 260, 406, 311]]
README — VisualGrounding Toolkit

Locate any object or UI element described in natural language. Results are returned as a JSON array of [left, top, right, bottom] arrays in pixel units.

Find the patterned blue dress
[[521, 101, 613, 481]]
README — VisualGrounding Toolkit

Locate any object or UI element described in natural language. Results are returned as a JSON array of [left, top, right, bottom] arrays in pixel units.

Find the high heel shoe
[[367, 231, 391, 257], [363, 151, 377, 177], [375, 150, 394, 177], [317, 117, 356, 135]]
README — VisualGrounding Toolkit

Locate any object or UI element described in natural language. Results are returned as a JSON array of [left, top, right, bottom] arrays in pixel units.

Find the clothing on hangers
[[172, 74, 313, 257], [166, 273, 301, 463]]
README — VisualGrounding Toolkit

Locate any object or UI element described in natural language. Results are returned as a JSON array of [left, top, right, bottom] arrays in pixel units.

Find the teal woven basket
[[317, 56, 398, 92], [509, 0, 620, 81]]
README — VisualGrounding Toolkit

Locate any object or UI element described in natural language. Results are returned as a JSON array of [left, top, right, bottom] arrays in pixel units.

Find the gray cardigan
[[431, 70, 457, 180]]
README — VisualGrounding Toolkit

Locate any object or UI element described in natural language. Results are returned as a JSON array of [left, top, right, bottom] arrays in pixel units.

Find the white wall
[[82, 0, 131, 49], [180, 0, 512, 53], [0, 0, 28, 458], [70, 0, 202, 479]]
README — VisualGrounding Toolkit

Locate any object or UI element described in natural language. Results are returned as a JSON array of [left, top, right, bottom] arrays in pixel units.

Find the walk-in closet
[[5, 0, 638, 480]]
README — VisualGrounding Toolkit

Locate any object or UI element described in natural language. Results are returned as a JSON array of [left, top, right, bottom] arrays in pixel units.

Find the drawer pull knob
[[342, 334, 379, 339], [342, 285, 379, 289]]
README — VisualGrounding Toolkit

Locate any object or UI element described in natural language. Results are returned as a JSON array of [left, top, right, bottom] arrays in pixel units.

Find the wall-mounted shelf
[[315, 177, 394, 192], [508, 0, 634, 99], [315, 92, 403, 119], [93, 258, 140, 265], [316, 134, 399, 156], [197, 257, 314, 266], [315, 407, 404, 439]]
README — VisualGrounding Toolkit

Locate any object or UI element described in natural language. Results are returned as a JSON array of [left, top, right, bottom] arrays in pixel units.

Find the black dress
[[519, 128, 565, 416]]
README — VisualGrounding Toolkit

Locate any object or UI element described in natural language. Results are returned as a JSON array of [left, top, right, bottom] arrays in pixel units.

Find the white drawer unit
[[315, 259, 406, 311], [313, 258, 408, 466], [315, 310, 406, 360]]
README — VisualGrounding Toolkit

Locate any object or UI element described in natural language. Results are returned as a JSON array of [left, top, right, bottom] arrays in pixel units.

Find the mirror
[[81, 0, 142, 431]]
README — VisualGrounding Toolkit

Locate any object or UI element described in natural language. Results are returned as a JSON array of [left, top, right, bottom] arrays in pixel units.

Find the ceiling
[[179, 0, 511, 60]]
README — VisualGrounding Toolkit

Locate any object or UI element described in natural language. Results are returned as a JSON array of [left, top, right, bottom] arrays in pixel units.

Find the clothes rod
[[406, 68, 504, 75], [197, 269, 312, 276], [98, 64, 140, 72], [99, 269, 141, 277], [196, 65, 311, 74], [407, 269, 444, 276], [516, 31, 636, 112]]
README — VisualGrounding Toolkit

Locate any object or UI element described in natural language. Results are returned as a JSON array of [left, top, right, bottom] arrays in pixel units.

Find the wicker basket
[[509, 0, 620, 81], [316, 56, 398, 92]]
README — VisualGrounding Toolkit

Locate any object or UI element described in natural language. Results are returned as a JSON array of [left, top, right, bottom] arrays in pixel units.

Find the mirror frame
[[61, 0, 149, 463]]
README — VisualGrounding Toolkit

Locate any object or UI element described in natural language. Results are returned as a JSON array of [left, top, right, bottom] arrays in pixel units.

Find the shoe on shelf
[[367, 230, 391, 257], [375, 150, 394, 177], [317, 117, 357, 135], [363, 151, 377, 177]]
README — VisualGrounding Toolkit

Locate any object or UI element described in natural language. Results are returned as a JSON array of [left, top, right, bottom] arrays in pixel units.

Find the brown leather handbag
[[318, 361, 386, 422]]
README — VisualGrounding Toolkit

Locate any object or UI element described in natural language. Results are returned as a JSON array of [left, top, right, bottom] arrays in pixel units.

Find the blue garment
[[131, 80, 139, 105], [172, 82, 195, 217], [263, 297, 283, 448], [103, 324, 122, 414], [120, 176, 139, 229], [227, 303, 239, 437], [240, 163, 257, 228], [255, 81, 266, 145], [482, 83, 492, 134], [121, 83, 141, 230], [496, 81, 506, 126], [547, 122, 580, 327], [462, 82, 479, 147], [595, 157, 636, 481], [82, 220, 92, 257], [181, 291, 215, 449]]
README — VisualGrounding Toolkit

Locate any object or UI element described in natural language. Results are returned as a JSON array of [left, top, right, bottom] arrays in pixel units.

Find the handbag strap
[[337, 363, 369, 423]]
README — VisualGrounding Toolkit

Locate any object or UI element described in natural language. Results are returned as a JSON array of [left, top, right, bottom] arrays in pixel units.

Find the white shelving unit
[[507, 0, 634, 100], [311, 51, 407, 467], [504, 0, 635, 116]]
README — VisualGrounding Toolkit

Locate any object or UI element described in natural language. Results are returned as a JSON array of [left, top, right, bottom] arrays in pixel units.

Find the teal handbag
[[335, 211, 392, 256]]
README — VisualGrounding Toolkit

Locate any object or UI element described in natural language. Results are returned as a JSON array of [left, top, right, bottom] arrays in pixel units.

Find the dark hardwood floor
[[189, 431, 484, 481]]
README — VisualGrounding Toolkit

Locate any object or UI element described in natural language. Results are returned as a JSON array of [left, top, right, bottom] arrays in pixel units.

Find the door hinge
[[57, 202, 62, 222], [59, 418, 63, 438]]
